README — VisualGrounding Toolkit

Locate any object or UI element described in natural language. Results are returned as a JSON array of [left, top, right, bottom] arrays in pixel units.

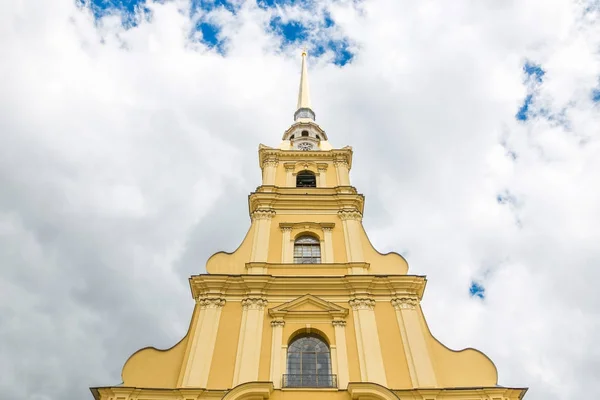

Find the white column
[[250, 209, 275, 262], [181, 297, 226, 387], [349, 298, 387, 386], [322, 227, 334, 263], [281, 227, 292, 263], [334, 160, 350, 186], [269, 319, 285, 388], [262, 157, 278, 186], [233, 297, 268, 386], [332, 319, 350, 389], [339, 209, 364, 263], [391, 297, 437, 388]]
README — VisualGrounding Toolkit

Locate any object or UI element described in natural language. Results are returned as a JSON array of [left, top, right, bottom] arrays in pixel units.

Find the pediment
[[269, 294, 348, 319]]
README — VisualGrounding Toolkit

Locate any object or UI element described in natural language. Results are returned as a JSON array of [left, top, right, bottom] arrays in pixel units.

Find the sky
[[0, 0, 599, 399]]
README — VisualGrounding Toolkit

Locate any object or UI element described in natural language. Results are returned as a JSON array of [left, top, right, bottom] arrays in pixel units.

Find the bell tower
[[91, 52, 527, 400]]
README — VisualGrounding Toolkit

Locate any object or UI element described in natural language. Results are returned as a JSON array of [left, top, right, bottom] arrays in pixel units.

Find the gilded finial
[[302, 47, 308, 57]]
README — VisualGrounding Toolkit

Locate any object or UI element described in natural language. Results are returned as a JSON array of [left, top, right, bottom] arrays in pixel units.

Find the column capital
[[332, 319, 347, 328], [333, 158, 349, 168], [251, 209, 276, 221], [349, 297, 376, 311], [242, 297, 268, 310], [338, 209, 363, 221], [271, 319, 285, 328], [262, 156, 279, 169], [280, 226, 293, 232], [391, 297, 419, 310], [197, 296, 226, 309]]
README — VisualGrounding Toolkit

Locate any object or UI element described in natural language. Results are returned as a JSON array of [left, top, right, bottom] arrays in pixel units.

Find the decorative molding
[[261, 156, 279, 169], [332, 319, 347, 328], [197, 297, 226, 309], [280, 226, 293, 232], [317, 162, 328, 172], [279, 221, 335, 231], [338, 209, 363, 221], [271, 319, 285, 328], [242, 297, 268, 310], [391, 297, 419, 310], [251, 209, 276, 221], [349, 297, 376, 311]]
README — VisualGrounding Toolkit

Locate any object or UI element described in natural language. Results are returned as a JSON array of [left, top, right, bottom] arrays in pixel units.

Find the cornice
[[248, 190, 364, 216], [258, 145, 353, 170], [189, 274, 427, 300], [279, 221, 335, 230]]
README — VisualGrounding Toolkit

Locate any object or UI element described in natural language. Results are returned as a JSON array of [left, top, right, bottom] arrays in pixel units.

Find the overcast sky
[[1, 0, 599, 399]]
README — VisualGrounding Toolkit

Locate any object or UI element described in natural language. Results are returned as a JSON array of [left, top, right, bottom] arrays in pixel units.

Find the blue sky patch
[[516, 94, 533, 121], [524, 62, 545, 83], [469, 281, 485, 299], [592, 88, 600, 102], [269, 17, 309, 43], [195, 21, 226, 52], [192, 0, 236, 14]]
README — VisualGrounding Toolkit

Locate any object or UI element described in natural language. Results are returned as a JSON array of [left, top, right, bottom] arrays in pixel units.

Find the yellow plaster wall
[[421, 311, 498, 387], [206, 227, 253, 274], [121, 336, 188, 388], [207, 301, 243, 389], [359, 225, 409, 274], [375, 302, 412, 389]]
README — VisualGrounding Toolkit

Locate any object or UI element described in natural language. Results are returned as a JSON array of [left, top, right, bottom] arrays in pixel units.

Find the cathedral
[[91, 52, 527, 400]]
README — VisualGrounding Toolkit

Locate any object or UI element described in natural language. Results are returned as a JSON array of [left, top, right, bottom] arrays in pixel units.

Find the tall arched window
[[296, 170, 316, 187], [294, 235, 321, 264], [284, 334, 334, 387]]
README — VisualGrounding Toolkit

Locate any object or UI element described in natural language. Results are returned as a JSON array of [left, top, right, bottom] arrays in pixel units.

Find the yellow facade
[[91, 53, 527, 400]]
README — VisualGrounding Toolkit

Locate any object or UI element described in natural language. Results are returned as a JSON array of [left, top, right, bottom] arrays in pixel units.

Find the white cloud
[[0, 0, 599, 399]]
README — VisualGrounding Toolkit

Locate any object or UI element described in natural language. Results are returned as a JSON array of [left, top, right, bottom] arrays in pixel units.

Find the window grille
[[284, 334, 335, 388], [294, 236, 321, 264]]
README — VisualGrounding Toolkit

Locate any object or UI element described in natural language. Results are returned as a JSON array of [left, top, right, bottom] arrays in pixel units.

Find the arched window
[[284, 334, 334, 387], [296, 170, 316, 187], [294, 235, 321, 264], [301, 130, 309, 137]]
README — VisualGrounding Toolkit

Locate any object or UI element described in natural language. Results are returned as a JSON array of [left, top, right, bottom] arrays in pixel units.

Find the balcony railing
[[282, 374, 337, 388]]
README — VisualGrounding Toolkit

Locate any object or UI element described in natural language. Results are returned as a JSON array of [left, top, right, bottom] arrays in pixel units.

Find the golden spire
[[295, 49, 314, 121]]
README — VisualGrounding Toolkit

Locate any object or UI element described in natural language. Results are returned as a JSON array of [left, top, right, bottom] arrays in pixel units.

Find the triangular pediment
[[269, 294, 348, 319]]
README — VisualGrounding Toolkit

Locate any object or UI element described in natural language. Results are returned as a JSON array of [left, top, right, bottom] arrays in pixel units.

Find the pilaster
[[349, 298, 387, 386], [233, 297, 268, 386], [332, 319, 350, 389], [280, 226, 292, 263], [339, 209, 364, 263], [322, 226, 334, 263], [391, 296, 437, 388], [181, 297, 226, 387], [250, 209, 275, 262], [262, 156, 278, 186], [269, 319, 285, 388], [334, 158, 350, 186]]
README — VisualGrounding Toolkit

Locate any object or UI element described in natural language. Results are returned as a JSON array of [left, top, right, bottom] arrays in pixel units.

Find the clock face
[[297, 142, 314, 151]]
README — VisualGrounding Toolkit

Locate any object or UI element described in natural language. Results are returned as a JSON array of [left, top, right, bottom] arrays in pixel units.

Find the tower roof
[[294, 50, 316, 122]]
